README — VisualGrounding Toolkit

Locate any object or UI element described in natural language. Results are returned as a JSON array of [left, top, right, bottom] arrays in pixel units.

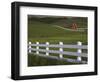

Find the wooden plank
[[28, 48, 87, 57], [29, 44, 87, 49]]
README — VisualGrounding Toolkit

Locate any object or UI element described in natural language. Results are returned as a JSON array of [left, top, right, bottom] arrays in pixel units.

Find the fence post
[[36, 42, 39, 54], [77, 41, 82, 61], [46, 42, 49, 56], [59, 42, 63, 58], [29, 42, 32, 53]]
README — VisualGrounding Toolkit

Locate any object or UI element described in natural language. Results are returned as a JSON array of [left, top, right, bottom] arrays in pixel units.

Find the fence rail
[[29, 44, 87, 49], [28, 48, 87, 57], [28, 41, 87, 64]]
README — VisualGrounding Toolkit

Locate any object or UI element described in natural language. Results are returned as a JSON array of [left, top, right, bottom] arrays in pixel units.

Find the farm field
[[28, 15, 88, 67]]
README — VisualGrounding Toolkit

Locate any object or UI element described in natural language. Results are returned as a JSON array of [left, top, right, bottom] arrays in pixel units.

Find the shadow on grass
[[28, 54, 82, 67]]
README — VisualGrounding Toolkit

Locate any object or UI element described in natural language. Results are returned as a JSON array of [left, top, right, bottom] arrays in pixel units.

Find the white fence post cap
[[77, 41, 82, 45], [36, 42, 39, 44], [46, 42, 49, 45], [59, 42, 63, 45], [29, 42, 31, 44]]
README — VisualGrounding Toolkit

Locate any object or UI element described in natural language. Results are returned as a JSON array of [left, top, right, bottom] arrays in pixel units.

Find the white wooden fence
[[28, 41, 87, 64]]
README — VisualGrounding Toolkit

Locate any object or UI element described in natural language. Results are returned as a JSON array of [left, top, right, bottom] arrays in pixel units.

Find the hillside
[[28, 16, 88, 66], [28, 16, 87, 29], [28, 20, 87, 44]]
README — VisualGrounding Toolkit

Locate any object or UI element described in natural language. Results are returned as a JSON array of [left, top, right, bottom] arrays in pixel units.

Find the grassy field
[[28, 16, 88, 67]]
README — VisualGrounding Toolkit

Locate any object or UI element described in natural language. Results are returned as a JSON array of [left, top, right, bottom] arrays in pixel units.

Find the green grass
[[28, 54, 80, 67], [28, 21, 87, 44], [28, 17, 88, 67]]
